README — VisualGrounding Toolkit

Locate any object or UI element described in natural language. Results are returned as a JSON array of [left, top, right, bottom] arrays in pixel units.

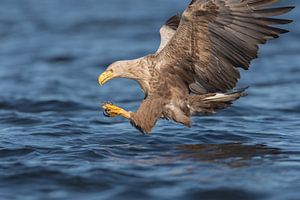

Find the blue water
[[0, 1, 299, 200]]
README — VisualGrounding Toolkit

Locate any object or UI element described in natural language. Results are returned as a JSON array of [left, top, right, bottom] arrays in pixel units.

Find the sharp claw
[[103, 110, 111, 118], [102, 101, 112, 107]]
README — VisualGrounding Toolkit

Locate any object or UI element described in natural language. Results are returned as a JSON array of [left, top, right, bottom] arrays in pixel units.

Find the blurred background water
[[0, 0, 299, 200]]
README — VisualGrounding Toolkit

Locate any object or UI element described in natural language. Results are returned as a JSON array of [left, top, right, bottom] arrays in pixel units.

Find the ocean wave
[[0, 98, 91, 113]]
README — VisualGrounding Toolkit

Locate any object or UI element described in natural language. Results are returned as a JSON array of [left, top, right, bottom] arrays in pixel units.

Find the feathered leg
[[102, 98, 164, 134]]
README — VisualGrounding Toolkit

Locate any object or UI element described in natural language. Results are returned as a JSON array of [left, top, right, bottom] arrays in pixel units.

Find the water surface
[[0, 1, 300, 200]]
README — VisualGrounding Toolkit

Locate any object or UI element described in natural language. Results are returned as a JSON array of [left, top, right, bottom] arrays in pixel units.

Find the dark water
[[0, 0, 300, 199]]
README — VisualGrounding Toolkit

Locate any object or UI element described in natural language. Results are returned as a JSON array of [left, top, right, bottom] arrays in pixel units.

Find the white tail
[[204, 87, 248, 102]]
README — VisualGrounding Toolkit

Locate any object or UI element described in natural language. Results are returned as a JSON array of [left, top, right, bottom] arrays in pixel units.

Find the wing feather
[[156, 0, 294, 93], [156, 14, 181, 53]]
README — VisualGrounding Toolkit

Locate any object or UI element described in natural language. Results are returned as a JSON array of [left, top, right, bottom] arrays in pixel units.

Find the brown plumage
[[98, 0, 294, 134]]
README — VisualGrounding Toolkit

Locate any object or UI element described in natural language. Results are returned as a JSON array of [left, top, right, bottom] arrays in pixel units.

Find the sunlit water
[[0, 1, 299, 200]]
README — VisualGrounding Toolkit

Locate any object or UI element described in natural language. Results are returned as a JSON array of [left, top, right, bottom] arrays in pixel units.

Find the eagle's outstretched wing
[[156, 0, 294, 93]]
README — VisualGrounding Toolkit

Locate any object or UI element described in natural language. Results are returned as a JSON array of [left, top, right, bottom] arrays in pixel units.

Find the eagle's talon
[[101, 102, 129, 118], [103, 110, 111, 117]]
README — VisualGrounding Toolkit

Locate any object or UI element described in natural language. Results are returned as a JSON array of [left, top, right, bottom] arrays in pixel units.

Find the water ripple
[[0, 0, 299, 199]]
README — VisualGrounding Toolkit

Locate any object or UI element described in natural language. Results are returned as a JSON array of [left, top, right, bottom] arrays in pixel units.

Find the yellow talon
[[102, 103, 131, 119]]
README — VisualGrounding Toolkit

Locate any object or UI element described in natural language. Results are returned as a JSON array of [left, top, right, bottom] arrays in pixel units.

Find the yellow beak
[[98, 70, 114, 86]]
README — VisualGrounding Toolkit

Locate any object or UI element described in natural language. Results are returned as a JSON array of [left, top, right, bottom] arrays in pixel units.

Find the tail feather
[[204, 87, 248, 102], [189, 87, 248, 115]]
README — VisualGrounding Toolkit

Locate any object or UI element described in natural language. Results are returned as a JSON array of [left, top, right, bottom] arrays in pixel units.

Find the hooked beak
[[98, 70, 114, 86]]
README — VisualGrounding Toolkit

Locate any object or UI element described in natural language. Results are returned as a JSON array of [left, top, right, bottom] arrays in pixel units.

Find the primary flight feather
[[98, 0, 294, 134]]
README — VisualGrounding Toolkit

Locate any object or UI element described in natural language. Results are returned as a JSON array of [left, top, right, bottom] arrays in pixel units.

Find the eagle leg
[[102, 102, 131, 119]]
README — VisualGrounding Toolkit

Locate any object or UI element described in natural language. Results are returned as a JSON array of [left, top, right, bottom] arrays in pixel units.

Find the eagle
[[98, 0, 293, 134]]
